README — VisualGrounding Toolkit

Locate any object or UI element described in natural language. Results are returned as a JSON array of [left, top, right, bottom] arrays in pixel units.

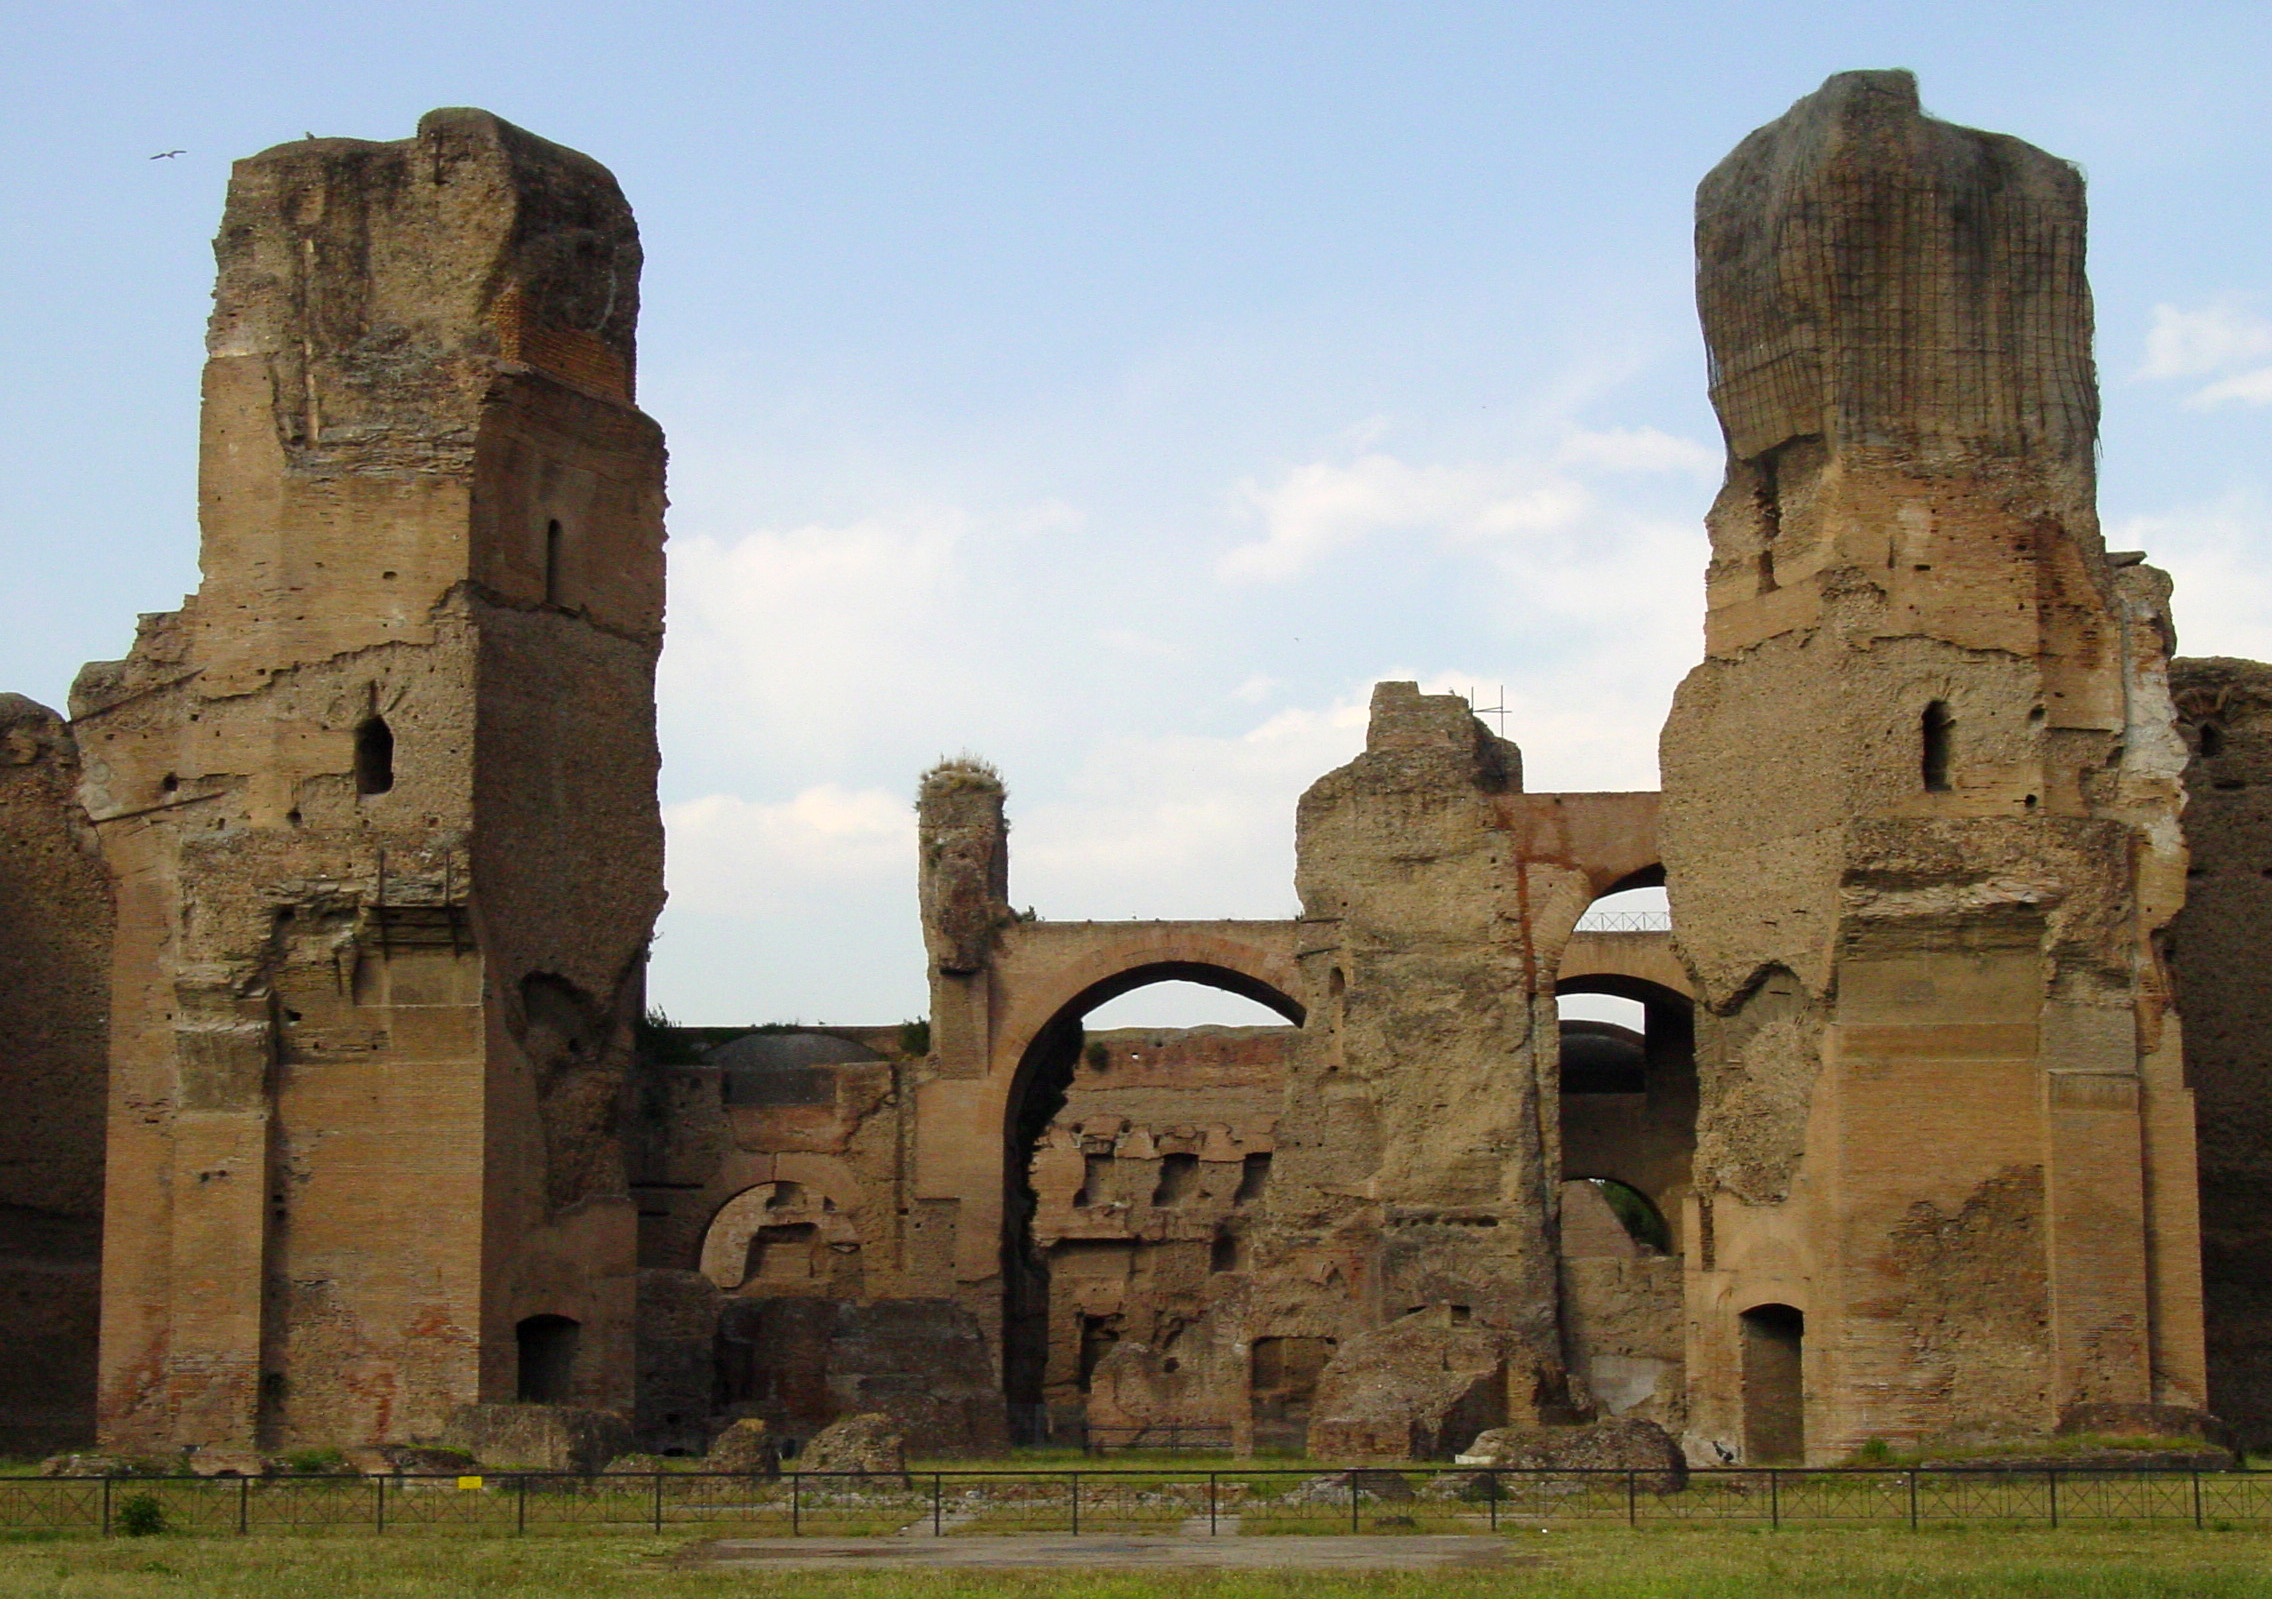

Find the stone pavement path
[[679, 1533, 1527, 1570]]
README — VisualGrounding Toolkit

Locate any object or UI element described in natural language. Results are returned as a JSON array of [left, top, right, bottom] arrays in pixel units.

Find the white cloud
[[2137, 299, 2272, 407], [1219, 451, 1595, 581], [2140, 299, 2272, 380], [1013, 694, 1372, 919], [1556, 426, 1720, 477], [647, 424, 1706, 1023], [664, 785, 913, 914], [2189, 368, 2272, 408], [660, 510, 966, 764], [1216, 426, 1718, 584]]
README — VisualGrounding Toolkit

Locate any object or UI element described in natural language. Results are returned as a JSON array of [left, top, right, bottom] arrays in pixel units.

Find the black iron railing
[[6, 1463, 2264, 1538]]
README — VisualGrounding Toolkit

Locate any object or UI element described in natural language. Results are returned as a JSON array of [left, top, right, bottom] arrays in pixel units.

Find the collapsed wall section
[[73, 109, 664, 1461], [1661, 70, 2199, 1463]]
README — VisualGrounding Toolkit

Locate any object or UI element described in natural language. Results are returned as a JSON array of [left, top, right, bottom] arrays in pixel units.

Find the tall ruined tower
[[1660, 72, 2201, 1462], [72, 111, 666, 1459]]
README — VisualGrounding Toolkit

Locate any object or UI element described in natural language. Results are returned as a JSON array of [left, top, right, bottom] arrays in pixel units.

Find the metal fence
[[7, 1465, 2269, 1538], [1006, 1411, 1236, 1453], [1572, 909, 1673, 934]]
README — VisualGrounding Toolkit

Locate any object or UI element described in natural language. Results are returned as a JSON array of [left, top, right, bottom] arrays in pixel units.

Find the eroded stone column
[[1261, 683, 1586, 1458], [75, 110, 665, 1460], [1661, 70, 2200, 1463]]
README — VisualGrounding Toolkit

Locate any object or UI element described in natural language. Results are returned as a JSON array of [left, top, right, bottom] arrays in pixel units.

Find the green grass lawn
[[5, 1526, 2272, 1598]]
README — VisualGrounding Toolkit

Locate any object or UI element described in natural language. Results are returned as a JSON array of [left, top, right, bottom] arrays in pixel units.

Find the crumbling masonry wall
[[73, 110, 666, 1461], [1660, 70, 2202, 1463], [0, 696, 113, 1453]]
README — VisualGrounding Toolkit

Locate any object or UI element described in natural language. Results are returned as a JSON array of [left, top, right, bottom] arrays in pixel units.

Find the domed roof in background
[[706, 1030, 881, 1072], [1559, 1020, 1646, 1094]]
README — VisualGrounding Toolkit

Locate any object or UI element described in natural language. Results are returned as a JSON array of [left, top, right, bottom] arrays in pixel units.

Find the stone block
[[441, 1404, 630, 1473], [1457, 1417, 1687, 1493], [798, 1412, 906, 1475], [705, 1418, 780, 1477]]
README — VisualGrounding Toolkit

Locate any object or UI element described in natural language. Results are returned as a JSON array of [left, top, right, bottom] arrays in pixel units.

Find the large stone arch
[[910, 920, 1304, 1386], [991, 928, 1305, 1145]]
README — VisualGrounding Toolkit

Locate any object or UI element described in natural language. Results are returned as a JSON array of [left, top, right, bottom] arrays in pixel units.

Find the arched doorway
[[515, 1314, 580, 1403], [1000, 961, 1304, 1443], [1741, 1303, 1806, 1463], [1555, 906, 1695, 1425], [1553, 973, 1695, 1248]]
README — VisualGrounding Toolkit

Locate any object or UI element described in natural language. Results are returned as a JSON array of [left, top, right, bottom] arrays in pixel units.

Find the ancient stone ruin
[[39, 110, 666, 1469], [1663, 67, 2200, 1460], [2, 71, 2264, 1471]]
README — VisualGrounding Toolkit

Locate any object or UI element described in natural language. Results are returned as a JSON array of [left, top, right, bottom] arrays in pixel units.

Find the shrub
[[116, 1493, 166, 1537]]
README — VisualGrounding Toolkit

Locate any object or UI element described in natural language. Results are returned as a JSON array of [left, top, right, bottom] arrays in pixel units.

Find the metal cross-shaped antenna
[[1467, 685, 1510, 737]]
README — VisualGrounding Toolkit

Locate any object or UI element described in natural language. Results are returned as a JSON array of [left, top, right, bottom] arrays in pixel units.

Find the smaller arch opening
[[1573, 1177, 1671, 1253], [515, 1314, 580, 1404], [1922, 701, 1954, 792], [354, 715, 394, 796], [2199, 721, 2227, 759]]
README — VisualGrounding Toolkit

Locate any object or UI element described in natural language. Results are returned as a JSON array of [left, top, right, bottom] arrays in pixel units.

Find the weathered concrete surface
[[2169, 657, 2272, 1450], [1662, 70, 2202, 1463], [0, 695, 111, 1453], [1558, 1181, 1685, 1430], [75, 109, 666, 1457]]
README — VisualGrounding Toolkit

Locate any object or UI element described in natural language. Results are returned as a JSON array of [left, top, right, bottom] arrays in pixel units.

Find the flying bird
[[149, 150, 185, 160]]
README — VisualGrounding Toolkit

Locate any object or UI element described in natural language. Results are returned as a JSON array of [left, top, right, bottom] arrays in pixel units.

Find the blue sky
[[6, 3, 2269, 1026]]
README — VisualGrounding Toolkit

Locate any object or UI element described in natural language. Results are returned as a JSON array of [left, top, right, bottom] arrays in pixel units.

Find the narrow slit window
[[1921, 701, 1953, 793], [354, 715, 394, 796], [544, 519, 564, 606]]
